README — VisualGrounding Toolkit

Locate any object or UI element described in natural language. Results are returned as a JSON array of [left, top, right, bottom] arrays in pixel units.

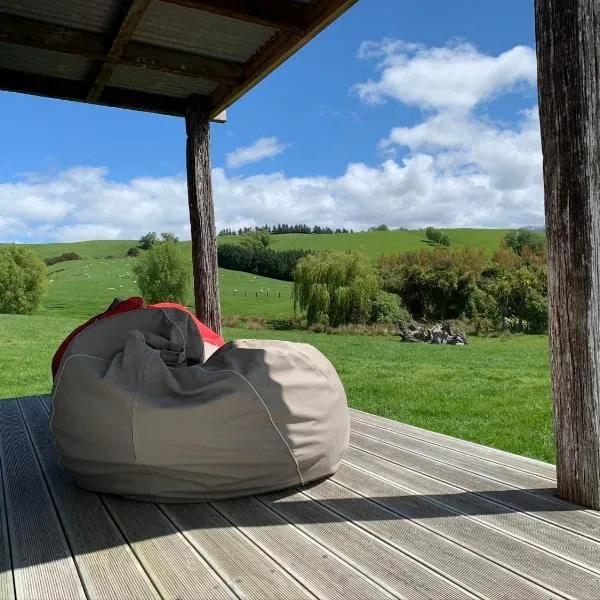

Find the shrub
[[133, 241, 190, 304], [293, 251, 380, 326], [370, 291, 411, 325], [139, 232, 159, 250], [504, 229, 545, 256], [44, 252, 81, 266], [0, 245, 47, 314], [127, 247, 140, 257]]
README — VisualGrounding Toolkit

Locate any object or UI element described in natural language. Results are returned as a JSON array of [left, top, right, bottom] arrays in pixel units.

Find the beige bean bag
[[51, 306, 349, 502]]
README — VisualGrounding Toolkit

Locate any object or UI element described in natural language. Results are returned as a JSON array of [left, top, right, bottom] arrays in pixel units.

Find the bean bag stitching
[[51, 353, 108, 469], [197, 364, 305, 486], [131, 349, 154, 498]]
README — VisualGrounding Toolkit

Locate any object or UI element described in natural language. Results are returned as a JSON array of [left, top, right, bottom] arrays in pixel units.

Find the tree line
[[218, 224, 354, 236]]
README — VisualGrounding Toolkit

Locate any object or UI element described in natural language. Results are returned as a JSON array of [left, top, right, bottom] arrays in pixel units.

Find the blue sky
[[0, 0, 542, 242]]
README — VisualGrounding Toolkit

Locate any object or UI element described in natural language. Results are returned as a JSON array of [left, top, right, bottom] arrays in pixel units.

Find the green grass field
[[0, 232, 556, 464], [0, 313, 553, 463], [42, 257, 292, 320]]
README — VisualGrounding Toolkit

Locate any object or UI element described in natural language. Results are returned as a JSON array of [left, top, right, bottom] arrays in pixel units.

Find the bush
[[504, 229, 545, 255], [0, 245, 47, 314], [293, 251, 380, 326], [139, 232, 159, 250], [133, 241, 190, 304], [370, 291, 411, 325], [44, 252, 81, 266], [127, 247, 140, 257]]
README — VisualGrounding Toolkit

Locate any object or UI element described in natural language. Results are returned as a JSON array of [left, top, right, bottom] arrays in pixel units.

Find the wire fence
[[220, 290, 293, 300]]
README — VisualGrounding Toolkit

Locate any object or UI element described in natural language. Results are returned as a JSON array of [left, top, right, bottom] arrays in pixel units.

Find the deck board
[[2, 396, 599, 600]]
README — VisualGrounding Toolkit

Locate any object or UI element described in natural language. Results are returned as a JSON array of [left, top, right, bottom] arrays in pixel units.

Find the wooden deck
[[1, 397, 599, 599]]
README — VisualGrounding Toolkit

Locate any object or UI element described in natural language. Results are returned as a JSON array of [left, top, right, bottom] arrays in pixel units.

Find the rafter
[[0, 68, 192, 116], [87, 0, 153, 101], [208, 0, 359, 118], [0, 14, 244, 83], [160, 0, 308, 33]]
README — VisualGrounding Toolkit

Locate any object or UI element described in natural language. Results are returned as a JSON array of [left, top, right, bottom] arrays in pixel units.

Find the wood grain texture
[[0, 401, 85, 600], [163, 503, 316, 599], [212, 497, 395, 600], [185, 97, 222, 332], [535, 0, 600, 509], [102, 496, 236, 599], [342, 450, 600, 599], [21, 397, 159, 600], [350, 409, 556, 481]]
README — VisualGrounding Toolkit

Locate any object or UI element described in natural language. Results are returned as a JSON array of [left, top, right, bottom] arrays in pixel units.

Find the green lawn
[[19, 227, 512, 265], [0, 313, 554, 464], [42, 257, 292, 320]]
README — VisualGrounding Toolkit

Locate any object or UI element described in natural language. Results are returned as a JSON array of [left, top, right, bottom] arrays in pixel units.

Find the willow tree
[[293, 251, 380, 326]]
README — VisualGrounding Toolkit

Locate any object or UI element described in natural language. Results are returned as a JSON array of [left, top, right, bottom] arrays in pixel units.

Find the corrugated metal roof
[[0, 0, 118, 33], [133, 0, 278, 63], [109, 65, 218, 98], [0, 42, 91, 80]]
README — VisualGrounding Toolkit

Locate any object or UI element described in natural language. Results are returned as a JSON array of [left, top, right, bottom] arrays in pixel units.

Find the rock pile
[[399, 322, 468, 345]]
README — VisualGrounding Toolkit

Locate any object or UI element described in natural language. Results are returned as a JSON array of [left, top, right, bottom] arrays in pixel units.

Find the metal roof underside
[[0, 0, 358, 119]]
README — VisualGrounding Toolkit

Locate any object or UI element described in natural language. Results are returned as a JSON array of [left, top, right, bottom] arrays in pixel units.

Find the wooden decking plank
[[101, 496, 238, 600], [0, 402, 15, 600], [350, 426, 600, 541], [0, 400, 86, 600], [342, 449, 600, 599], [303, 477, 562, 600], [212, 496, 396, 600], [19, 397, 160, 600], [261, 489, 476, 600], [161, 502, 317, 600], [347, 435, 600, 576], [350, 409, 556, 480], [352, 420, 555, 489]]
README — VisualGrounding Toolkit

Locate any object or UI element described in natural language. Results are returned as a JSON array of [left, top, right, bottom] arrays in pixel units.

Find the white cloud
[[225, 137, 288, 169], [354, 39, 536, 111], [0, 39, 545, 243]]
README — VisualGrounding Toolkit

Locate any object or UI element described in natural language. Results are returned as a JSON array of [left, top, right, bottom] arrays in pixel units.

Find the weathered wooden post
[[535, 0, 600, 509], [185, 96, 221, 334]]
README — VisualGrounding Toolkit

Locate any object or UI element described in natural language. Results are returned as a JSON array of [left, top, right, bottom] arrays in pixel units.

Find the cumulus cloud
[[225, 137, 288, 169], [0, 39, 545, 243], [354, 39, 537, 111]]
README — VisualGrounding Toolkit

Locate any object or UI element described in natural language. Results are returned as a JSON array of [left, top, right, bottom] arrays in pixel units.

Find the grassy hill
[[42, 256, 292, 320], [16, 228, 512, 321], [218, 228, 512, 258], [25, 228, 512, 264]]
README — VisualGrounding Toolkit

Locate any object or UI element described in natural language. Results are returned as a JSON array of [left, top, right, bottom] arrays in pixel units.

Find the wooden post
[[185, 96, 221, 333], [535, 0, 600, 509]]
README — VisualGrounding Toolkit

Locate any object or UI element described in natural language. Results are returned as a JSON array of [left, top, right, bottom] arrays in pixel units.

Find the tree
[[503, 229, 545, 255], [127, 247, 140, 257], [369, 224, 389, 232], [293, 251, 380, 326], [425, 226, 446, 245], [161, 232, 179, 244], [133, 241, 191, 304], [139, 232, 159, 250], [441, 234, 451, 247], [0, 245, 47, 315]]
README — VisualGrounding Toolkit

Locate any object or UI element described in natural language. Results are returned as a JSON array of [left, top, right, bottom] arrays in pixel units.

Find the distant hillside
[[24, 228, 513, 264]]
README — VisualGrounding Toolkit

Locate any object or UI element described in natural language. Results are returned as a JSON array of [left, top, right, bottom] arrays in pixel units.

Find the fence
[[220, 290, 293, 300]]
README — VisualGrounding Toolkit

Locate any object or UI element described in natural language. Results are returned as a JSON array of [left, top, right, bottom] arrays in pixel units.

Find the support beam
[[535, 0, 600, 509], [161, 0, 307, 32], [0, 13, 243, 83], [185, 97, 221, 333], [88, 0, 152, 101], [209, 0, 358, 119]]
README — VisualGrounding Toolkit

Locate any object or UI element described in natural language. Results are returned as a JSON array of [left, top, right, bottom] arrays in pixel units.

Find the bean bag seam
[[197, 364, 305, 486]]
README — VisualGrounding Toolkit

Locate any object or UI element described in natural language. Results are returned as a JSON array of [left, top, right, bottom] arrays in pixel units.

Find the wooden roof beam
[[87, 0, 153, 101], [0, 68, 194, 116], [208, 0, 358, 118], [0, 13, 244, 83], [160, 0, 308, 33]]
